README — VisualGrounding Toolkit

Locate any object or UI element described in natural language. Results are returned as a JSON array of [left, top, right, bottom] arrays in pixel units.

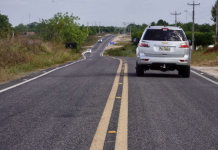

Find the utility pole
[[122, 22, 126, 38], [216, 0, 218, 44], [171, 11, 181, 26], [87, 22, 89, 36], [188, 1, 200, 51], [130, 26, 131, 38], [99, 22, 101, 33]]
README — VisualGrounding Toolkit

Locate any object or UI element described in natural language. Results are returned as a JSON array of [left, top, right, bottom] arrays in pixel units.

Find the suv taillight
[[162, 28, 168, 31], [140, 41, 149, 47], [180, 42, 189, 48]]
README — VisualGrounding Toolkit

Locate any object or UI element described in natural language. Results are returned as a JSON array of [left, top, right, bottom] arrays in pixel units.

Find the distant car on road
[[87, 49, 92, 53], [98, 39, 103, 43], [134, 26, 191, 78]]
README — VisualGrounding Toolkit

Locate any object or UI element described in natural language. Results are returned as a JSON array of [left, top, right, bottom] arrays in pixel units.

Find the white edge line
[[191, 70, 218, 86], [0, 52, 87, 94]]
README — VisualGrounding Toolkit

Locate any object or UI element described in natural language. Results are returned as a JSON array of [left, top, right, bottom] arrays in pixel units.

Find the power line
[[195, 13, 211, 20], [87, 22, 89, 36], [99, 22, 100, 33]]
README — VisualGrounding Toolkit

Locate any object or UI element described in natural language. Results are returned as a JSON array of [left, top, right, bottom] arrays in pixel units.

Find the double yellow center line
[[90, 58, 128, 150]]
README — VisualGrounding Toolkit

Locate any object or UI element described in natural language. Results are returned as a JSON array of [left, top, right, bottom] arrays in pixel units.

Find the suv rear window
[[143, 29, 186, 41]]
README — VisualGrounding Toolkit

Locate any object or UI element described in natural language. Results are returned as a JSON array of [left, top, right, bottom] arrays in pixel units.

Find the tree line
[[0, 13, 18, 39], [129, 1, 218, 47], [0, 12, 117, 51], [129, 20, 215, 47]]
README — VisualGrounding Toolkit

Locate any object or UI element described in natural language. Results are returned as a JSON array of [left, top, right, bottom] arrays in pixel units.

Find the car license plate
[[159, 47, 170, 51]]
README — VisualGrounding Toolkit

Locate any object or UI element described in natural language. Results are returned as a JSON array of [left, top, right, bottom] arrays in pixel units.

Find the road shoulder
[[191, 66, 218, 79]]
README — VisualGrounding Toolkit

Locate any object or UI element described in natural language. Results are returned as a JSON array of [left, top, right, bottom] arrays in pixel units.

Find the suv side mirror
[[133, 38, 139, 43], [188, 39, 192, 45]]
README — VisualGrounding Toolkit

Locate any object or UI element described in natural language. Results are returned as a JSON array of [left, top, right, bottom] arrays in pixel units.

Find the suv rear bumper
[[137, 55, 190, 66]]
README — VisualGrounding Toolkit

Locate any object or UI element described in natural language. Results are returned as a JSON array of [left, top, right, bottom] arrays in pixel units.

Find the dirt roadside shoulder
[[191, 66, 218, 79], [106, 34, 131, 50]]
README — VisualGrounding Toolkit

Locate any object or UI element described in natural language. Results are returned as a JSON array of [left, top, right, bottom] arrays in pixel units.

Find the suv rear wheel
[[181, 66, 190, 78], [136, 63, 144, 76]]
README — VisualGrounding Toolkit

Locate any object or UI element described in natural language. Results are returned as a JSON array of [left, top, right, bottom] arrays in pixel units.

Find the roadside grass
[[104, 43, 137, 57], [114, 41, 131, 46], [0, 35, 94, 83], [191, 46, 218, 66]]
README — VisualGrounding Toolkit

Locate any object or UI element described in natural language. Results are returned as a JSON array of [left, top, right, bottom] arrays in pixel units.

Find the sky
[[0, 0, 215, 27]]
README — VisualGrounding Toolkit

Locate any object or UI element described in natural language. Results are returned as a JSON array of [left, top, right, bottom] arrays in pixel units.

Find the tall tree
[[211, 1, 216, 22], [0, 13, 12, 38], [27, 22, 38, 32], [150, 22, 156, 26], [15, 24, 28, 34], [36, 12, 87, 50], [156, 19, 169, 26], [199, 24, 212, 32]]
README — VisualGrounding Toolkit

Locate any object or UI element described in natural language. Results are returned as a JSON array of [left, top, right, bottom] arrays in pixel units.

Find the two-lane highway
[[0, 35, 121, 150], [1, 34, 218, 150]]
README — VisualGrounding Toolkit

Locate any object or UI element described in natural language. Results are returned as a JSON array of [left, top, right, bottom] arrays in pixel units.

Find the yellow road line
[[115, 63, 128, 150], [90, 59, 122, 150], [108, 131, 116, 133]]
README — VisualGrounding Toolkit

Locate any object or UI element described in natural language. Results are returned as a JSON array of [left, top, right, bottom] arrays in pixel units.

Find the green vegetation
[[129, 3, 217, 47], [104, 44, 137, 57], [185, 32, 214, 47], [35, 12, 87, 50], [0, 13, 17, 38], [129, 21, 215, 47], [211, 1, 216, 23], [14, 24, 28, 34]]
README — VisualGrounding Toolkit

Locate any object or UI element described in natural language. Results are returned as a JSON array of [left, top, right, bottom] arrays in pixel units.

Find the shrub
[[185, 32, 214, 47]]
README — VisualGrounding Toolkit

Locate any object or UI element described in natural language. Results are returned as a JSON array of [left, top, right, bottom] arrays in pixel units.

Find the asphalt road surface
[[1, 34, 218, 150]]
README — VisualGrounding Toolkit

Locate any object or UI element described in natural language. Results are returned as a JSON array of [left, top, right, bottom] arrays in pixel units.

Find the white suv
[[134, 26, 191, 78]]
